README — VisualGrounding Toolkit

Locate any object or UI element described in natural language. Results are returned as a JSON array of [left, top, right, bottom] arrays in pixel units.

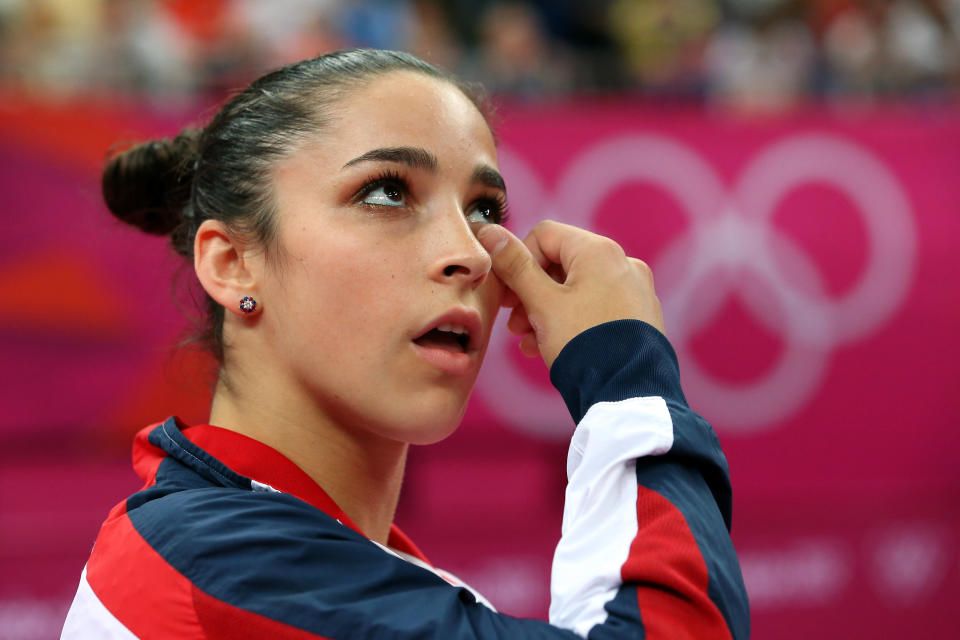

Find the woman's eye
[[466, 199, 508, 225], [361, 181, 406, 207]]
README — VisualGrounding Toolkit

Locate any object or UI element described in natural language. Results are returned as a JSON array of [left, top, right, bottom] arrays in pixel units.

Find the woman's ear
[[194, 219, 262, 317]]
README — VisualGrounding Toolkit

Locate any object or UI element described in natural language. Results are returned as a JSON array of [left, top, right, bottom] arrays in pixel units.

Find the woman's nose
[[428, 213, 492, 288]]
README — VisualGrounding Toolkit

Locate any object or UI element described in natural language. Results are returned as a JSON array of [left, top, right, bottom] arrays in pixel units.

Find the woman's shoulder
[[74, 482, 478, 640], [81, 484, 370, 611], [70, 484, 417, 639], [109, 480, 358, 570]]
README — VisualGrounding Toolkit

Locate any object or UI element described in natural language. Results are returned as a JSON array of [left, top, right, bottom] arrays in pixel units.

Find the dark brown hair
[[102, 48, 489, 363]]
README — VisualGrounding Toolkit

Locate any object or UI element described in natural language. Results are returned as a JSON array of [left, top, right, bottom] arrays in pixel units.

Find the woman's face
[[256, 71, 506, 445]]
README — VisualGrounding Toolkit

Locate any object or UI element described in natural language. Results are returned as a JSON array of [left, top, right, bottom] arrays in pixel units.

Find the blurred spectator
[[0, 0, 957, 105], [822, 0, 960, 98], [466, 1, 573, 96], [336, 0, 415, 51], [822, 6, 883, 95], [607, 0, 719, 95], [406, 0, 465, 73], [704, 15, 817, 109], [206, 0, 344, 94]]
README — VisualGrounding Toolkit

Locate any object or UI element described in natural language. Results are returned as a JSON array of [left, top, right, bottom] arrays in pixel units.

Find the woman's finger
[[519, 332, 540, 358], [507, 304, 533, 335]]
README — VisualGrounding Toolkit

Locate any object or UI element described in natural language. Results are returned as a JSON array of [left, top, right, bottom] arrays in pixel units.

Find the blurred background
[[1, 0, 958, 638]]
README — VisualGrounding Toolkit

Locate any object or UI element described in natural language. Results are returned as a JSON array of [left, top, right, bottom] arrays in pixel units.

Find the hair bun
[[102, 129, 201, 236]]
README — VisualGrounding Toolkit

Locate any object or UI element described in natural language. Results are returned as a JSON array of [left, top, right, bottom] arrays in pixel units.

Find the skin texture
[[194, 71, 505, 543]]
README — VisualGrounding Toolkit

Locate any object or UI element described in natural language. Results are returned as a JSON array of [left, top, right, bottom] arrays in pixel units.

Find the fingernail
[[477, 225, 508, 256]]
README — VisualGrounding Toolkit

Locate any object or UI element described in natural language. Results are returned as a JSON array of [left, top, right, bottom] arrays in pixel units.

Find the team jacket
[[62, 320, 750, 639]]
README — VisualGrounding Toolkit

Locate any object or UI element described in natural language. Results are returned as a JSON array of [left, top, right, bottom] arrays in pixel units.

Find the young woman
[[62, 49, 749, 639]]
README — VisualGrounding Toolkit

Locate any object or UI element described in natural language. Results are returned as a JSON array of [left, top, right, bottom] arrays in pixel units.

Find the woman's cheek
[[483, 276, 506, 316]]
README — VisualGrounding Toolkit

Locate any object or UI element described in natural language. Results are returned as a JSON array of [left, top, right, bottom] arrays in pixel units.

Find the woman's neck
[[207, 374, 408, 546]]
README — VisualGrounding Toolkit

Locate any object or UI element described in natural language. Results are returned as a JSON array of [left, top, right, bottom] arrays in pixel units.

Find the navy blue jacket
[[63, 320, 750, 639]]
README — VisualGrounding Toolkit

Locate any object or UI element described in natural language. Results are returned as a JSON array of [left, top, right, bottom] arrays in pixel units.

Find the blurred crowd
[[1, 0, 958, 107]]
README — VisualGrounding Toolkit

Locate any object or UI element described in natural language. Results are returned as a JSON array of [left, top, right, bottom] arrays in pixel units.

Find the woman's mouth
[[412, 323, 470, 353], [412, 311, 481, 375]]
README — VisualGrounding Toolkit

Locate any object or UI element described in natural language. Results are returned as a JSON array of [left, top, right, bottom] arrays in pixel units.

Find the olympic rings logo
[[477, 133, 916, 435]]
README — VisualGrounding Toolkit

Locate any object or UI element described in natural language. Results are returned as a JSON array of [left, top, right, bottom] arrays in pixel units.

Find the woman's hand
[[477, 220, 664, 368]]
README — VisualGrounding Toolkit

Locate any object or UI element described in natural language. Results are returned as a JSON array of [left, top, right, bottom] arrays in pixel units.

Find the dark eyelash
[[354, 170, 509, 225], [474, 193, 511, 225], [354, 169, 409, 204]]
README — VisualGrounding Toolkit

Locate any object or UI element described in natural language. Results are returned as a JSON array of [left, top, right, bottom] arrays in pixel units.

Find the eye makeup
[[351, 168, 509, 225], [466, 193, 510, 225], [353, 169, 409, 208]]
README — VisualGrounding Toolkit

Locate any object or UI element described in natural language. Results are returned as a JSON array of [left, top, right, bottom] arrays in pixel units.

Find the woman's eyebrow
[[472, 165, 506, 193], [342, 146, 505, 193], [343, 146, 438, 171]]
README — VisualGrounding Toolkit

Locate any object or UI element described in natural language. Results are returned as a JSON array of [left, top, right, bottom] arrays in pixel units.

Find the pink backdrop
[[1, 95, 958, 638]]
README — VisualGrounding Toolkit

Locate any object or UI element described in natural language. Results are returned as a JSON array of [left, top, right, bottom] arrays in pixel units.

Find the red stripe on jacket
[[86, 505, 202, 638], [621, 486, 732, 640], [86, 506, 332, 639]]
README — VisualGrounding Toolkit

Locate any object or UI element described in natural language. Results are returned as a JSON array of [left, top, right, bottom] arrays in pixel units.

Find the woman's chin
[[404, 422, 462, 446], [373, 400, 469, 446]]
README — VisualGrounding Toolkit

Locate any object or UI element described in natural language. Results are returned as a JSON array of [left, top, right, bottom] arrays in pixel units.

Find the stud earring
[[239, 296, 257, 314]]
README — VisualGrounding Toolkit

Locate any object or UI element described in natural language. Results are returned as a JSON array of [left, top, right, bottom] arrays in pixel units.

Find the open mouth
[[412, 323, 471, 354]]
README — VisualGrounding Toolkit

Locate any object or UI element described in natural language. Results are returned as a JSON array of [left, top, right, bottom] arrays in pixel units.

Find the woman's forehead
[[320, 71, 497, 168]]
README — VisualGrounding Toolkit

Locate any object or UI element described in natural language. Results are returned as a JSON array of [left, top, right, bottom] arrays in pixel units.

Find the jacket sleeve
[[63, 320, 749, 640], [548, 319, 750, 640]]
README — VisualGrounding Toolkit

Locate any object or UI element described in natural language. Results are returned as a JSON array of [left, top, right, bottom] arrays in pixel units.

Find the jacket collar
[[135, 416, 429, 563]]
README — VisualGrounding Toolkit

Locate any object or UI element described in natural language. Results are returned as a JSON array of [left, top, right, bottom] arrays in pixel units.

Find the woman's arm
[[548, 319, 749, 639], [477, 221, 750, 638]]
